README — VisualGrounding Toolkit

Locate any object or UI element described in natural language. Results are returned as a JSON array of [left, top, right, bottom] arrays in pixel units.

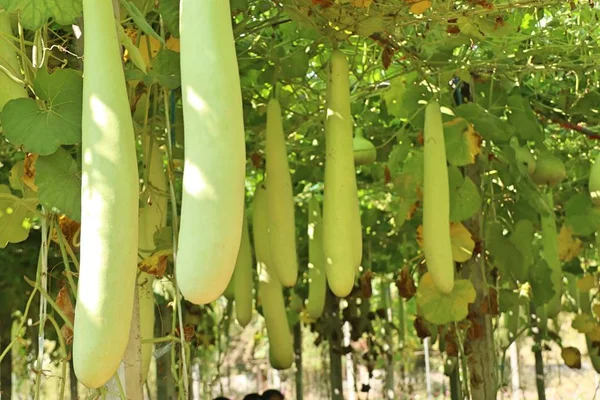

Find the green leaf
[[387, 141, 411, 175], [507, 95, 543, 142], [572, 314, 596, 334], [0, 185, 38, 248], [280, 51, 310, 80], [448, 167, 481, 222], [486, 221, 524, 279], [383, 72, 428, 124], [159, 0, 179, 38], [35, 147, 81, 221], [146, 50, 181, 89], [508, 220, 535, 281], [498, 289, 520, 313], [529, 259, 556, 307], [417, 273, 476, 325], [455, 103, 514, 143], [1, 68, 82, 155], [571, 91, 600, 124], [119, 0, 165, 45], [445, 118, 473, 166], [564, 193, 600, 236], [0, 0, 82, 29]]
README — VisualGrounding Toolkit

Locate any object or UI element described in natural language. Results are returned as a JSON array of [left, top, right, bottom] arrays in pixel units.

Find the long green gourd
[[589, 153, 600, 206], [307, 196, 326, 319], [422, 100, 454, 294], [323, 50, 361, 297], [74, 0, 139, 388], [579, 291, 600, 373], [265, 98, 298, 287], [541, 190, 562, 318], [138, 141, 168, 382], [177, 0, 246, 304], [233, 212, 254, 327], [253, 182, 294, 369], [0, 9, 26, 109]]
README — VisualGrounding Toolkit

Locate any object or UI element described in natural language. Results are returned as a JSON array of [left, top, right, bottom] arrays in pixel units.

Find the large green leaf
[[0, 185, 38, 248], [35, 148, 81, 221], [564, 193, 600, 237], [485, 221, 524, 279], [417, 273, 476, 325], [455, 103, 514, 143], [448, 166, 481, 222], [0, 0, 82, 29], [507, 95, 543, 142], [529, 259, 556, 307], [1, 68, 82, 155]]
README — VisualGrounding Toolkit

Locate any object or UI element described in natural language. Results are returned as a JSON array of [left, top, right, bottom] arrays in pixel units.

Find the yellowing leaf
[[588, 326, 600, 342], [466, 123, 482, 163], [137, 34, 180, 66], [416, 272, 476, 325], [558, 225, 582, 262], [577, 275, 597, 293], [138, 249, 172, 278], [351, 0, 373, 7], [416, 222, 474, 262], [572, 314, 596, 334], [561, 346, 582, 369], [409, 0, 432, 15], [450, 222, 475, 262], [593, 304, 600, 319]]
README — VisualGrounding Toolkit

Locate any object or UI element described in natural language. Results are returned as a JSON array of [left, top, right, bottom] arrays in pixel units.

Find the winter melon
[[0, 9, 26, 109]]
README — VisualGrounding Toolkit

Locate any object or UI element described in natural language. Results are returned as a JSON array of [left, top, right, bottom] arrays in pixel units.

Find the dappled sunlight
[[182, 160, 216, 199]]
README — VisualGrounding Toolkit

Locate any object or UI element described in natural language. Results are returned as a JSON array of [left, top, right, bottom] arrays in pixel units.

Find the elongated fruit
[[253, 182, 294, 369], [177, 0, 246, 304], [233, 211, 254, 327], [422, 100, 454, 294], [265, 98, 298, 287], [589, 153, 600, 206], [541, 190, 562, 318], [0, 10, 26, 109], [323, 50, 361, 297], [138, 141, 168, 382], [307, 197, 326, 319], [74, 0, 139, 388]]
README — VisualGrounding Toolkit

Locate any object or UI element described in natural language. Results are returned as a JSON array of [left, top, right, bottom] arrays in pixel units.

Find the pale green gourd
[[233, 212, 254, 327], [265, 98, 298, 287], [323, 50, 361, 297], [307, 197, 326, 319], [422, 100, 454, 294], [138, 141, 168, 382], [353, 128, 377, 166], [177, 0, 246, 304], [541, 190, 562, 318], [253, 182, 294, 369], [74, 0, 139, 388]]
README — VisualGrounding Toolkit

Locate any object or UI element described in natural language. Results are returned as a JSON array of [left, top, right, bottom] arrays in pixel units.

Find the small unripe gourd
[[353, 128, 377, 166]]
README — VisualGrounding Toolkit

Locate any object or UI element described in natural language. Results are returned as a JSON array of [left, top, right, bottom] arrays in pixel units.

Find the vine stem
[[161, 85, 189, 398], [34, 209, 51, 400]]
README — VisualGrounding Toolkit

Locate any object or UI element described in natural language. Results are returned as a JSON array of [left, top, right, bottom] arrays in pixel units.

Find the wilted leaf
[[558, 225, 583, 262], [56, 285, 75, 344], [409, 0, 432, 15], [138, 249, 172, 278], [561, 346, 582, 369], [416, 272, 476, 325], [577, 275, 596, 293], [22, 154, 38, 191], [572, 314, 596, 334], [396, 267, 416, 299], [450, 222, 475, 262], [360, 270, 373, 298]]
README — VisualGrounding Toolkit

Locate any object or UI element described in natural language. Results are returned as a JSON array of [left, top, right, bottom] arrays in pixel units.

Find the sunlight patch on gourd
[[186, 88, 206, 112], [183, 161, 216, 199]]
